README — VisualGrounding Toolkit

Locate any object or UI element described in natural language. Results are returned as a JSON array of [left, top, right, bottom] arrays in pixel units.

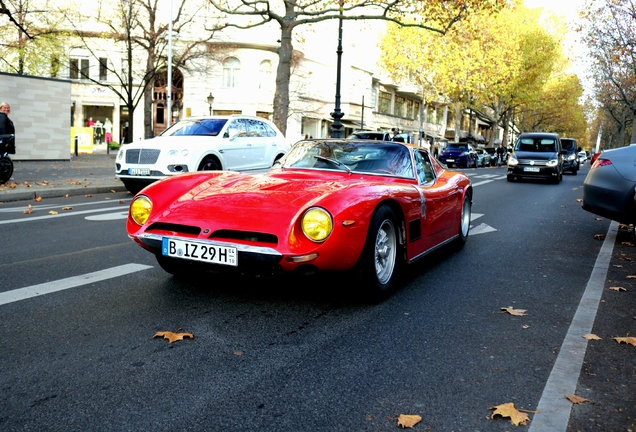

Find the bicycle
[[0, 134, 15, 184]]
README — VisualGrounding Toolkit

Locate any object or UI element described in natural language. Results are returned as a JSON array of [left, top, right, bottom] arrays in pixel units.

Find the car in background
[[483, 147, 497, 166], [126, 139, 473, 300], [116, 115, 290, 194], [475, 148, 492, 167], [582, 146, 636, 224], [347, 131, 392, 141], [438, 142, 477, 168], [507, 132, 565, 183], [560, 137, 580, 175], [578, 151, 587, 163]]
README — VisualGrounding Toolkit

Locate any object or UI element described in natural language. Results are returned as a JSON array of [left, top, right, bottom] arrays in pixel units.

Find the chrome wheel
[[374, 218, 397, 285]]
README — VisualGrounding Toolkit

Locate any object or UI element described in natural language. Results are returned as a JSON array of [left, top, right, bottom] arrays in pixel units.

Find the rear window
[[515, 138, 557, 152]]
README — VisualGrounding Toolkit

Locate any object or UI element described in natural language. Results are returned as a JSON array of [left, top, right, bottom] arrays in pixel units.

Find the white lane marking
[[0, 206, 128, 225], [471, 213, 484, 221], [469, 222, 497, 235], [0, 263, 153, 306], [86, 211, 129, 221], [0, 198, 131, 214], [529, 221, 618, 431]]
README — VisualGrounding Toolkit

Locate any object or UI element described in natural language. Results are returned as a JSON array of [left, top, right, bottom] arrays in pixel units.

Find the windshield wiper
[[314, 155, 351, 174]]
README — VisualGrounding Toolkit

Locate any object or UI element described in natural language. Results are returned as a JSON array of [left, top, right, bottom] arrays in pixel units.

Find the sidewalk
[[0, 144, 126, 203]]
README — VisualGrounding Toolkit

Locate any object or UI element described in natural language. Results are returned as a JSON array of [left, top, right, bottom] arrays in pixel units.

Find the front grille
[[210, 230, 278, 245], [146, 222, 201, 236], [518, 159, 547, 166], [126, 149, 161, 164]]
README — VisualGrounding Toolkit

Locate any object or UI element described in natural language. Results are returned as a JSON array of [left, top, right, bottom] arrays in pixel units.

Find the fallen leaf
[[622, 242, 635, 247], [23, 204, 33, 214], [594, 234, 606, 240], [583, 334, 602, 340], [566, 394, 590, 404], [619, 223, 628, 229], [42, 180, 49, 185], [595, 217, 602, 220], [397, 414, 422, 428], [609, 287, 627, 291], [501, 307, 528, 316], [522, 325, 530, 329], [620, 256, 634, 262], [85, 194, 93, 198], [118, 200, 125, 204], [612, 336, 636, 346], [48, 210, 58, 215], [613, 265, 623, 268], [153, 330, 194, 344], [576, 198, 582, 202], [61, 206, 73, 211], [489, 403, 530, 426], [111, 189, 116, 193], [34, 196, 42, 202], [233, 350, 244, 356], [627, 275, 636, 279]]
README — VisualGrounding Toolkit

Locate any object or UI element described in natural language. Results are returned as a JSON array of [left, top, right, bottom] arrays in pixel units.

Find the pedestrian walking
[[0, 101, 15, 154]]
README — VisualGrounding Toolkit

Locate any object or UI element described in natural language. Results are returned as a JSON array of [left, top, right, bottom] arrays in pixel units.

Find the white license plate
[[446, 159, 455, 162], [162, 238, 238, 266], [524, 167, 540, 172], [129, 168, 150, 176]]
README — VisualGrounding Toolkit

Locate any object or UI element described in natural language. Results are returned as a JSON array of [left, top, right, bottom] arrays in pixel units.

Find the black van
[[507, 132, 566, 183], [560, 137, 581, 175]]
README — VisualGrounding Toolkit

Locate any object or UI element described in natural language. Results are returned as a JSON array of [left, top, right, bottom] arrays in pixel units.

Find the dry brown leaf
[[111, 189, 116, 193], [566, 394, 590, 404], [583, 334, 602, 340], [620, 256, 634, 262], [153, 330, 194, 344], [233, 350, 244, 356], [119, 200, 125, 204], [397, 414, 422, 428], [34, 196, 42, 202], [622, 241, 635, 247], [595, 217, 602, 220], [522, 325, 530, 329], [619, 223, 628, 229], [489, 403, 530, 426], [609, 287, 627, 292], [627, 275, 636, 279], [613, 264, 623, 268], [594, 234, 606, 240], [501, 307, 528, 316], [48, 210, 58, 215], [85, 194, 93, 198], [61, 206, 73, 211], [576, 198, 582, 202], [612, 336, 636, 346], [23, 204, 33, 214]]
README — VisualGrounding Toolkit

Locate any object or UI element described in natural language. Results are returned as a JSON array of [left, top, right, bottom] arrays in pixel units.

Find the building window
[[223, 57, 240, 88], [70, 58, 89, 80], [414, 102, 420, 120], [407, 100, 413, 118], [378, 91, 391, 114], [395, 96, 406, 117], [99, 58, 108, 81], [50, 57, 60, 78], [259, 60, 272, 89], [426, 105, 435, 124]]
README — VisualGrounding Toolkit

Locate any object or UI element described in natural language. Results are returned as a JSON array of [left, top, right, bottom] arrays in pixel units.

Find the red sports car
[[127, 139, 473, 299]]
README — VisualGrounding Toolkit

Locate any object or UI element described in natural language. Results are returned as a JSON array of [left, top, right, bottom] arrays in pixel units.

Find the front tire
[[0, 156, 13, 184], [198, 157, 221, 171], [356, 206, 402, 301]]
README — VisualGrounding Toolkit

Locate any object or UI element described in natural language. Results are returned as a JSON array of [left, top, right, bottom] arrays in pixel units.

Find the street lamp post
[[207, 92, 214, 116], [329, 1, 345, 138]]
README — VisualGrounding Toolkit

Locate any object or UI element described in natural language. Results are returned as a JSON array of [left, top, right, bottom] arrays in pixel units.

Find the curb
[[0, 184, 128, 203]]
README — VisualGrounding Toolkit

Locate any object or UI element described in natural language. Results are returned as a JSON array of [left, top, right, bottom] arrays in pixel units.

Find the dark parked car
[[582, 145, 636, 224], [438, 143, 477, 168], [507, 132, 565, 183], [484, 147, 497, 166], [561, 137, 581, 175], [475, 148, 492, 167]]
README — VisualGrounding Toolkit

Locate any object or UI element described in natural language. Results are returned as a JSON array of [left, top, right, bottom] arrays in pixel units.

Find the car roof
[[184, 114, 274, 122], [518, 132, 560, 139]]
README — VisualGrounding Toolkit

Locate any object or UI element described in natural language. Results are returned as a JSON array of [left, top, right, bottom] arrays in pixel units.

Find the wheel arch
[[196, 152, 224, 171]]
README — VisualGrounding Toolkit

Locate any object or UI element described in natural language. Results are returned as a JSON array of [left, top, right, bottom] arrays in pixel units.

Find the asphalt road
[[0, 163, 634, 431]]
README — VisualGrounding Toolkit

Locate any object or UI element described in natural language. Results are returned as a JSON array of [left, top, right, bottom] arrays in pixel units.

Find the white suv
[[116, 115, 290, 193]]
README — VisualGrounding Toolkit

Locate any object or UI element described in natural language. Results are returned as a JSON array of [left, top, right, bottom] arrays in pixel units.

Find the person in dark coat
[[0, 101, 15, 154]]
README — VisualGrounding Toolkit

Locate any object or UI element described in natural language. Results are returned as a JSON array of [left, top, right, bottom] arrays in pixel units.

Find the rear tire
[[356, 206, 402, 301], [455, 191, 472, 247]]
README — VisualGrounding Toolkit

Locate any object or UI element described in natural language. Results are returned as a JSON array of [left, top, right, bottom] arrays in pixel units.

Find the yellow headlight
[[130, 195, 152, 225], [301, 207, 333, 242]]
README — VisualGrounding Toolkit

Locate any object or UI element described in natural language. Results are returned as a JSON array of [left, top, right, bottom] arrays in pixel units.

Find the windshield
[[279, 140, 415, 178], [561, 139, 576, 150], [515, 137, 557, 152], [446, 144, 469, 151], [160, 119, 228, 137]]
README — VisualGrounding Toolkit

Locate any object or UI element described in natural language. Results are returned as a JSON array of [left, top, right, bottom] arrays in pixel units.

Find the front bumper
[[508, 164, 560, 180]]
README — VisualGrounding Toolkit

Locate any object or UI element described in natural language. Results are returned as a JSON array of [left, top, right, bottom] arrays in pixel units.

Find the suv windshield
[[446, 144, 469, 151], [515, 138, 557, 152], [160, 119, 228, 137]]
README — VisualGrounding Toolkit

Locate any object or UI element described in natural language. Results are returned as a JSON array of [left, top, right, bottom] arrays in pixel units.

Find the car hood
[[441, 149, 469, 156], [150, 171, 377, 233], [513, 151, 559, 161]]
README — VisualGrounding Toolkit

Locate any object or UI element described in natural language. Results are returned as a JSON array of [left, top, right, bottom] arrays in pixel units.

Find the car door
[[245, 119, 276, 170], [217, 118, 254, 170], [412, 149, 459, 252]]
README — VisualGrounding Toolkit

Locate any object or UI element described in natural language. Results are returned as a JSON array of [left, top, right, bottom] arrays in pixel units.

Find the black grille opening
[[210, 230, 278, 245], [146, 222, 201, 236]]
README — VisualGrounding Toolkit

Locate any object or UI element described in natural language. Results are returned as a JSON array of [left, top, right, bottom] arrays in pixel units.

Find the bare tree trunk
[[273, 23, 294, 137], [631, 109, 636, 145], [454, 102, 461, 142]]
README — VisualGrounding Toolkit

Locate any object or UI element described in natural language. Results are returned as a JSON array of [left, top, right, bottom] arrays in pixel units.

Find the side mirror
[[227, 128, 239, 139]]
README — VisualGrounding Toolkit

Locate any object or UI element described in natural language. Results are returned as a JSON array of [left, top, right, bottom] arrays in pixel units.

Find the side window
[[226, 119, 248, 137], [246, 119, 265, 137], [414, 150, 435, 184]]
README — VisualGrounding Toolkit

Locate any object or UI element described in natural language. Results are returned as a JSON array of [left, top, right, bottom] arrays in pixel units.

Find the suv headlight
[[546, 159, 559, 167], [567, 154, 576, 161], [117, 148, 124, 160], [507, 156, 518, 166]]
